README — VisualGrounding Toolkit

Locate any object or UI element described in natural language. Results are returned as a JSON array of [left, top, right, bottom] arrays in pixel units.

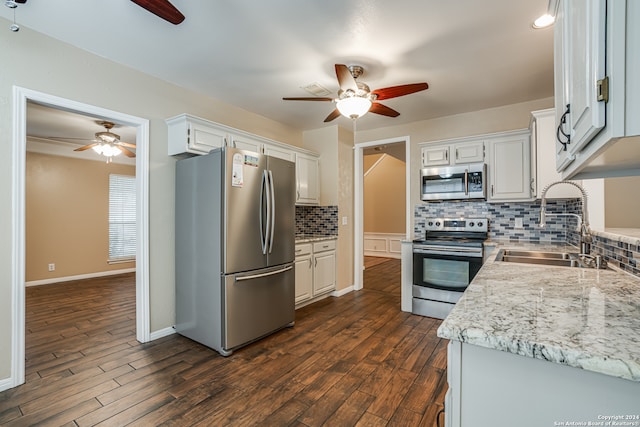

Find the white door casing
[[353, 136, 410, 291], [9, 86, 150, 390]]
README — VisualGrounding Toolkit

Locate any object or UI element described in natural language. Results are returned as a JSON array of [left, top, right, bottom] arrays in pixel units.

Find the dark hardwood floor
[[0, 259, 447, 426]]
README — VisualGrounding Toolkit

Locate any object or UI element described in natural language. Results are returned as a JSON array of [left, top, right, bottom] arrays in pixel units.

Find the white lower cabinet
[[294, 243, 313, 304], [445, 341, 640, 426], [295, 239, 336, 306]]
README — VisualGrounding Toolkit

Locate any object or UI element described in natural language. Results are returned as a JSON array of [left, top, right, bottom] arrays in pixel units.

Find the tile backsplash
[[414, 199, 582, 243], [591, 233, 640, 277], [295, 205, 338, 236], [415, 199, 640, 279]]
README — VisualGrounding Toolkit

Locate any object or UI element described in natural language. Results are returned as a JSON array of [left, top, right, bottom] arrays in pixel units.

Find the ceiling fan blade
[[335, 64, 358, 93], [117, 146, 136, 158], [282, 97, 334, 102], [130, 0, 185, 25], [73, 143, 99, 152], [117, 141, 137, 149], [372, 83, 429, 100], [369, 102, 400, 118], [324, 109, 342, 123]]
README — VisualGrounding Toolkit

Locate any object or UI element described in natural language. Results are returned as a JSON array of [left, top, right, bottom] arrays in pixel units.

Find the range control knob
[[435, 221, 441, 227], [428, 221, 434, 227], [477, 221, 484, 227], [469, 222, 475, 227]]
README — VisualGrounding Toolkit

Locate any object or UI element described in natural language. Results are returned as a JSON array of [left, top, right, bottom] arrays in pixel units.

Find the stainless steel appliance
[[175, 147, 295, 356], [420, 163, 487, 201], [412, 218, 488, 319]]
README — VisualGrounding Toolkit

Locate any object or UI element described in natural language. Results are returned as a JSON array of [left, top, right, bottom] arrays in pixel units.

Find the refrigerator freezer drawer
[[222, 264, 295, 352]]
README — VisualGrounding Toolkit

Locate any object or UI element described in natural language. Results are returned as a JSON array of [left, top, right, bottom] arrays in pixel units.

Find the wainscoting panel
[[363, 232, 404, 259]]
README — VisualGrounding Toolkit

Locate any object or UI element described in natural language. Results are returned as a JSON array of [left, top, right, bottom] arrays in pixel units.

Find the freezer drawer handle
[[235, 265, 293, 282]]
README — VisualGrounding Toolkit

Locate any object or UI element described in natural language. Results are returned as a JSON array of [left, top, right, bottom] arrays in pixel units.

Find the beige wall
[[355, 97, 555, 236], [26, 152, 135, 281], [0, 21, 302, 380], [337, 126, 354, 291], [605, 176, 640, 228], [364, 154, 406, 233], [303, 125, 355, 291]]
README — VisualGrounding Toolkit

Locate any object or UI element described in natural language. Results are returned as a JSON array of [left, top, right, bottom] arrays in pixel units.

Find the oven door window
[[413, 253, 482, 292]]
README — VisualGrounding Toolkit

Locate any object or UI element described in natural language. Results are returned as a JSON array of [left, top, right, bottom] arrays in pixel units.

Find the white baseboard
[[150, 326, 176, 341], [332, 285, 354, 297], [26, 268, 136, 287], [0, 376, 15, 393], [364, 232, 404, 259]]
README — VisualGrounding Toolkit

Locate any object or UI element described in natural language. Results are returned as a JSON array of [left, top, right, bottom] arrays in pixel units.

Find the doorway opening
[[353, 136, 410, 291], [9, 87, 150, 389]]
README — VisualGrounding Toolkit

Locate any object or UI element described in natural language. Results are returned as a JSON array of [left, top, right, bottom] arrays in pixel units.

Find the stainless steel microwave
[[420, 163, 487, 201]]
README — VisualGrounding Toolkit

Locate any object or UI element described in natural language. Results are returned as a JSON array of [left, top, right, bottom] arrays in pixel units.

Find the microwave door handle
[[464, 169, 469, 196]]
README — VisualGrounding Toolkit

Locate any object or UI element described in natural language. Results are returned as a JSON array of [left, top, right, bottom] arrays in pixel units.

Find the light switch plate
[[514, 217, 523, 229], [342, 216, 348, 225]]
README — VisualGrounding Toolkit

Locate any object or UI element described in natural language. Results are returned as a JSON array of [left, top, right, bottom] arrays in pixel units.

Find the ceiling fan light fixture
[[92, 143, 122, 158], [336, 96, 372, 119], [532, 13, 555, 29]]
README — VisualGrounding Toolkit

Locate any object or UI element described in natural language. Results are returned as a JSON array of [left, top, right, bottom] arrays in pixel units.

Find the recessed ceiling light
[[533, 13, 555, 29]]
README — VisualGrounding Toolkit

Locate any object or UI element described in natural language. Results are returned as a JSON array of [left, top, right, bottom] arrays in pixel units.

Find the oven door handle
[[413, 247, 483, 257]]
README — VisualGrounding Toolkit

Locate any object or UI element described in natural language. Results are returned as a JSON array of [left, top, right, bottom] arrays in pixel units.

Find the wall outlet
[[342, 216, 348, 225], [48, 263, 55, 272], [514, 218, 524, 229]]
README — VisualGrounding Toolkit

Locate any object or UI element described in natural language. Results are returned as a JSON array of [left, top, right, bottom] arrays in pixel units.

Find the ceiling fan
[[72, 121, 136, 161], [130, 0, 185, 25], [283, 64, 429, 122], [5, 0, 185, 25]]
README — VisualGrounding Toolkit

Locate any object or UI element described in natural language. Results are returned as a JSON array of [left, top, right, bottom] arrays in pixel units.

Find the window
[[109, 174, 136, 262]]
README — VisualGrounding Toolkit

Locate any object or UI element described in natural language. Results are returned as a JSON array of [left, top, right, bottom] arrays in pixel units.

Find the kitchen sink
[[495, 249, 607, 269]]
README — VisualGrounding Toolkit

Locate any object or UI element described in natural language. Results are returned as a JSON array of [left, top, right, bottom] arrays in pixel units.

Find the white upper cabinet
[[229, 134, 263, 153], [487, 131, 531, 202], [421, 145, 450, 167], [167, 114, 321, 202], [564, 0, 606, 155], [264, 144, 295, 162], [453, 141, 485, 164], [295, 153, 320, 205], [555, 0, 640, 178], [421, 140, 484, 167], [531, 109, 581, 199], [167, 114, 227, 156]]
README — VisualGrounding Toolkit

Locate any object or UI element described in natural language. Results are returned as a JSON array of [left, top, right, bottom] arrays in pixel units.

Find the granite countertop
[[437, 240, 640, 382], [295, 234, 338, 243]]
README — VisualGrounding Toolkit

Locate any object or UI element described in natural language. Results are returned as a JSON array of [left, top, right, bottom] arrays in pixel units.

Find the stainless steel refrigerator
[[175, 147, 295, 356]]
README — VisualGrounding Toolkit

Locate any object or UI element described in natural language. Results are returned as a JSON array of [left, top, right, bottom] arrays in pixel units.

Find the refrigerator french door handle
[[235, 265, 293, 282], [268, 170, 276, 254], [260, 170, 269, 254]]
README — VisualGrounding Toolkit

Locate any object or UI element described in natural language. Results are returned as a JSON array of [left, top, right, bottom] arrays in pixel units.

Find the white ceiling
[[4, 0, 554, 135]]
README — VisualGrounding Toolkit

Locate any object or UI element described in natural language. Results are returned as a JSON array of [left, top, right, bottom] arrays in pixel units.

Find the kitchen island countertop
[[437, 240, 640, 382]]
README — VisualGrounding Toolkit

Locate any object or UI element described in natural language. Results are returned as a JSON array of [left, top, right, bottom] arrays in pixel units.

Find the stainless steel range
[[412, 217, 488, 319]]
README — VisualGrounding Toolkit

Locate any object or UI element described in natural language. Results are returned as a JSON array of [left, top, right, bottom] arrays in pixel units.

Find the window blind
[[109, 174, 136, 261]]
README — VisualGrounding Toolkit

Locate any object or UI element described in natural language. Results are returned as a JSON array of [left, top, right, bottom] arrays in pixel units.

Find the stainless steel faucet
[[539, 181, 592, 254]]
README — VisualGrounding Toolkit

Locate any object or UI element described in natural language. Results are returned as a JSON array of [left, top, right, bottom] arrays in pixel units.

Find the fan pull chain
[[5, 0, 20, 32]]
